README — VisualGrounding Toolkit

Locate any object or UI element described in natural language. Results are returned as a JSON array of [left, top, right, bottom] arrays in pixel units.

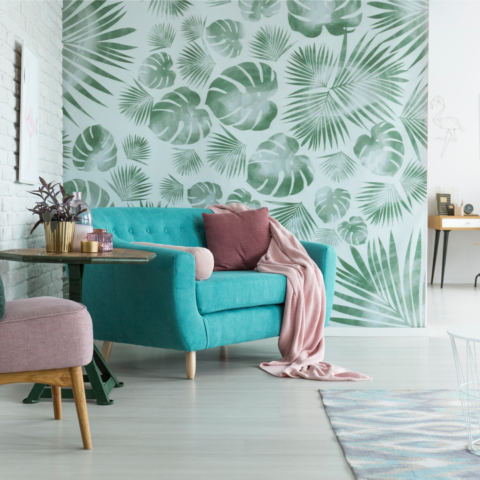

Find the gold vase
[[44, 222, 75, 253]]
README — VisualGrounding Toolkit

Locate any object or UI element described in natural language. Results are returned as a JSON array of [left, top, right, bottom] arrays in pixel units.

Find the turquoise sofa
[[82, 208, 337, 378]]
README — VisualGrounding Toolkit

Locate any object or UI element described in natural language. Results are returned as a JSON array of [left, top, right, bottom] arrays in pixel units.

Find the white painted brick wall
[[0, 0, 63, 300]]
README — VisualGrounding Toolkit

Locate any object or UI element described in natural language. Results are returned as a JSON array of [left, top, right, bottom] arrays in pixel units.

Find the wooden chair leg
[[185, 351, 196, 379], [70, 366, 92, 450], [101, 341, 113, 363], [51, 385, 62, 420], [220, 345, 228, 360]]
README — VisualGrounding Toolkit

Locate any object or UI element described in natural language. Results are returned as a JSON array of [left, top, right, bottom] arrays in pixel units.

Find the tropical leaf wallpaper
[[62, 0, 428, 329]]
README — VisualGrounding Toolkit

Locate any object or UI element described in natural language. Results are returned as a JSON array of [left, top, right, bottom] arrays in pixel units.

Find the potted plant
[[28, 177, 86, 253]]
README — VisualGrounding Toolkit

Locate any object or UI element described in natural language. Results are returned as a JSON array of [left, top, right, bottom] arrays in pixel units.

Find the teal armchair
[[82, 208, 337, 378]]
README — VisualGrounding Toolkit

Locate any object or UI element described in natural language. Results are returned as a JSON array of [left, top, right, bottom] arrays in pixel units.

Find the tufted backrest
[[91, 208, 212, 247]]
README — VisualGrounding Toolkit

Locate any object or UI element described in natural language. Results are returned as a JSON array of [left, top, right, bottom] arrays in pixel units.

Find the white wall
[[428, 0, 480, 284], [0, 0, 64, 300]]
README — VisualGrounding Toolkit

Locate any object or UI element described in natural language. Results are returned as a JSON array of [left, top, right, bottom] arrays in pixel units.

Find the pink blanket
[[208, 203, 370, 382]]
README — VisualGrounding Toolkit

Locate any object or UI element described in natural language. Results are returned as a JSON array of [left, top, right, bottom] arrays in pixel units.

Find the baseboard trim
[[324, 327, 430, 337]]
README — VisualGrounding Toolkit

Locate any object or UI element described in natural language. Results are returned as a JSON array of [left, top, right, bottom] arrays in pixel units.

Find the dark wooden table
[[0, 248, 156, 405]]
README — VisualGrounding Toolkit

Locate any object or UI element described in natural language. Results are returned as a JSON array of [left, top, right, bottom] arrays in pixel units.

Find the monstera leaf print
[[206, 20, 245, 58], [287, 0, 362, 38], [187, 182, 223, 208], [72, 125, 117, 172], [314, 186, 350, 223], [64, 179, 114, 208], [247, 134, 314, 197], [226, 189, 261, 209], [337, 216, 368, 245], [138, 53, 176, 89], [239, 0, 280, 22], [149, 87, 212, 145], [354, 123, 404, 176], [268, 201, 316, 240], [206, 62, 278, 131]]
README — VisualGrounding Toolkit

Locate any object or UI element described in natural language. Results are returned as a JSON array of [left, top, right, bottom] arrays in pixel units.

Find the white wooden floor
[[0, 284, 478, 480]]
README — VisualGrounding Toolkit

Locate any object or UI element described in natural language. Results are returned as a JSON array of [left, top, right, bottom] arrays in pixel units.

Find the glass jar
[[70, 192, 93, 250], [87, 232, 113, 252]]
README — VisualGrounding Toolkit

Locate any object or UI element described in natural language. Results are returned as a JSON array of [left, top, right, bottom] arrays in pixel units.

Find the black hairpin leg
[[431, 230, 440, 284], [475, 274, 480, 287], [441, 231, 450, 289]]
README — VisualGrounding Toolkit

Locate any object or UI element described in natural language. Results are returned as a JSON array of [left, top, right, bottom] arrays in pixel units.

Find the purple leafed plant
[[28, 177, 86, 234]]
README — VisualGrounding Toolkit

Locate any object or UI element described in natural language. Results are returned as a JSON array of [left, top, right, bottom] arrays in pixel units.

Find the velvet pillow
[[202, 207, 271, 271], [0, 275, 5, 320]]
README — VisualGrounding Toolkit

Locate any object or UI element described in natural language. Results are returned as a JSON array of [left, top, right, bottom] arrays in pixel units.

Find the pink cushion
[[202, 207, 271, 271], [0, 297, 93, 374], [133, 243, 214, 280]]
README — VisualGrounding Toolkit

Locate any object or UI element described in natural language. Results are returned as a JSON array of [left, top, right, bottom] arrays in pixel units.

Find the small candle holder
[[87, 232, 113, 252]]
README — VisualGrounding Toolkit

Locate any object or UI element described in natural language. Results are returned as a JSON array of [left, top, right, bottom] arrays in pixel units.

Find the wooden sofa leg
[[101, 341, 114, 363], [51, 385, 62, 420], [185, 351, 196, 379], [71, 366, 92, 450], [220, 346, 228, 360]]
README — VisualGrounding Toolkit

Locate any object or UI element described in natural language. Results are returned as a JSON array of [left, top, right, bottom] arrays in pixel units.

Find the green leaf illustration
[[268, 201, 317, 240], [207, 127, 246, 178], [62, 1, 136, 125], [119, 80, 154, 126], [62, 130, 71, 171], [206, 62, 278, 131], [315, 228, 341, 248], [284, 35, 406, 150], [149, 87, 212, 145], [123, 135, 151, 165], [207, 0, 231, 5], [148, 23, 176, 50], [287, 0, 362, 38], [239, 0, 280, 22], [178, 42, 216, 87], [181, 15, 206, 42], [226, 188, 261, 209], [368, 0, 428, 68], [64, 179, 114, 208], [72, 125, 117, 172], [187, 182, 223, 208], [314, 186, 351, 223], [250, 26, 294, 62], [320, 151, 357, 183], [354, 122, 404, 176], [127, 200, 162, 208], [148, 0, 192, 17], [400, 80, 427, 160], [332, 230, 425, 328], [107, 165, 153, 202], [206, 20, 245, 58], [160, 175, 184, 205], [337, 216, 368, 245], [138, 53, 176, 89], [172, 148, 204, 175], [247, 133, 314, 197], [398, 160, 427, 208]]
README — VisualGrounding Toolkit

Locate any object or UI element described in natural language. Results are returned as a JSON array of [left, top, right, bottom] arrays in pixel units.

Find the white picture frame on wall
[[19, 44, 39, 185]]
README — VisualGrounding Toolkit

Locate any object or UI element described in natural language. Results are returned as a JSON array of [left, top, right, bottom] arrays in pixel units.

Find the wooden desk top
[[428, 215, 480, 231], [0, 248, 157, 265]]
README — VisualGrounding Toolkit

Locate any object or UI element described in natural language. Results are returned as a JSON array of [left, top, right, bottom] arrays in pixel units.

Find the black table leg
[[23, 264, 123, 405], [441, 231, 450, 289], [431, 230, 440, 284]]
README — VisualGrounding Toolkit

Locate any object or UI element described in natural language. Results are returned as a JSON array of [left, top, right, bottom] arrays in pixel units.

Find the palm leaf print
[[107, 165, 152, 202], [172, 148, 204, 175], [284, 35, 406, 150], [332, 230, 425, 328], [123, 135, 151, 165], [181, 15, 206, 42], [147, 24, 176, 50], [398, 160, 427, 207], [368, 0, 428, 68], [207, 127, 246, 178], [250, 26, 295, 62], [320, 151, 357, 182], [207, 0, 231, 5], [62, 0, 136, 125], [178, 42, 215, 87], [268, 201, 317, 240], [160, 175, 184, 205], [148, 0, 192, 17], [127, 200, 162, 207], [400, 80, 427, 160], [62, 130, 71, 171], [119, 80, 154, 125], [315, 228, 341, 248]]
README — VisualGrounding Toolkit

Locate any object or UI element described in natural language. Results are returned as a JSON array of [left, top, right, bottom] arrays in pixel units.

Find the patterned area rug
[[320, 390, 480, 479]]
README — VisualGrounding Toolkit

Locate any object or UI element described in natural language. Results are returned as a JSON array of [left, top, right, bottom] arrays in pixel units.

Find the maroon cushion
[[202, 207, 271, 271]]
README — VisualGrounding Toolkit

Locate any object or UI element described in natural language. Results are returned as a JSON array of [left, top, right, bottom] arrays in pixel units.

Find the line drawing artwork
[[430, 96, 465, 157]]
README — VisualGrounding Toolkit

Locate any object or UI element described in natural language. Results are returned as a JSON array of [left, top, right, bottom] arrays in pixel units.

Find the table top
[[447, 326, 480, 342], [0, 248, 156, 265]]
